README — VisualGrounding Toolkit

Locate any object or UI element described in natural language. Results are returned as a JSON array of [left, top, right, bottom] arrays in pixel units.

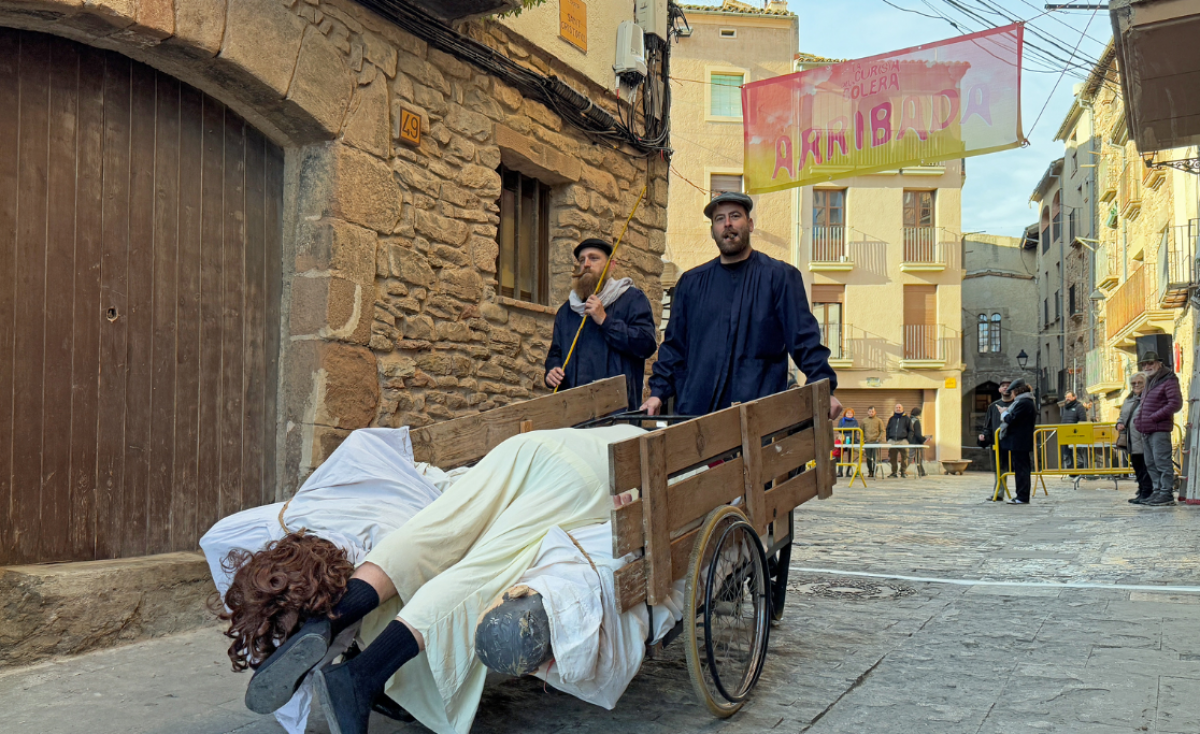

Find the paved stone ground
[[6, 472, 1200, 734]]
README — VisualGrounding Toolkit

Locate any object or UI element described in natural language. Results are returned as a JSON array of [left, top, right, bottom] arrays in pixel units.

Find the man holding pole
[[640, 192, 840, 418], [545, 238, 658, 411]]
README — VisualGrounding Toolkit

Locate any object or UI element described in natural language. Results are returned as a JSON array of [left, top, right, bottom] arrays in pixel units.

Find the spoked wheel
[[767, 541, 792, 622], [684, 505, 771, 718]]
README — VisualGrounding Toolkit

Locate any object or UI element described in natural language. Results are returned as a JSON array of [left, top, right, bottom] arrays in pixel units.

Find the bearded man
[[641, 192, 840, 418], [545, 238, 657, 410]]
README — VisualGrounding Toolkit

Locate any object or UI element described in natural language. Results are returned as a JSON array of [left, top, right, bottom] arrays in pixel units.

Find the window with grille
[[710, 73, 744, 117], [990, 313, 1001, 352], [710, 173, 743, 198], [496, 166, 550, 305], [978, 314, 989, 353]]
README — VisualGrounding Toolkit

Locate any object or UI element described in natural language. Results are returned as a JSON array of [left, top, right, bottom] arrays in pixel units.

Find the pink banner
[[742, 24, 1024, 194]]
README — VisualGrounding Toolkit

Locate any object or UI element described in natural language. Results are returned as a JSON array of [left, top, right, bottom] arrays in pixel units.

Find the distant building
[[961, 234, 1039, 471]]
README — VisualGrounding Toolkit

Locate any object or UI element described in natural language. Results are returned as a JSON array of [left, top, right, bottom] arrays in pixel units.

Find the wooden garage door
[[0, 29, 283, 565]]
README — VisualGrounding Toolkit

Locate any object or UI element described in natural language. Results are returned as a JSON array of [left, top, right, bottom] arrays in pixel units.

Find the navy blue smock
[[544, 288, 658, 410], [649, 250, 837, 416]]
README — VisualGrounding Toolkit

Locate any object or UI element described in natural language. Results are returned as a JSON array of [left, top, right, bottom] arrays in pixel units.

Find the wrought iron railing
[[903, 324, 943, 361], [902, 227, 942, 265], [1158, 220, 1198, 308], [1106, 265, 1155, 340], [811, 226, 848, 263], [1086, 347, 1128, 392]]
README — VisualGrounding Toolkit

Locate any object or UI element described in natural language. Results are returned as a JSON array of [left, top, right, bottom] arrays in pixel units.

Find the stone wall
[[0, 0, 669, 494]]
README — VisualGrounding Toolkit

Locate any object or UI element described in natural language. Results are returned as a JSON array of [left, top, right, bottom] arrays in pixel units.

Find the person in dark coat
[[886, 404, 913, 478], [999, 378, 1038, 504], [1133, 351, 1183, 506], [1116, 372, 1152, 503], [908, 406, 930, 477], [642, 192, 840, 418], [980, 380, 1013, 501], [545, 238, 658, 411], [1059, 391, 1090, 471]]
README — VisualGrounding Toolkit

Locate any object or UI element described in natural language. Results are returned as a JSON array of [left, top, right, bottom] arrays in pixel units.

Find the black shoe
[[245, 618, 332, 714], [1007, 498, 1028, 504], [888, 473, 897, 478], [314, 662, 373, 734], [1129, 494, 1151, 504], [372, 692, 415, 722], [900, 473, 908, 479], [1145, 491, 1177, 507]]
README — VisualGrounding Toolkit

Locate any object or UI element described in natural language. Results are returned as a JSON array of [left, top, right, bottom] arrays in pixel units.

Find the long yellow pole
[[553, 184, 648, 394]]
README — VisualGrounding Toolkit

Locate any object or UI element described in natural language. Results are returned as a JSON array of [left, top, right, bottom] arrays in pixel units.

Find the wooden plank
[[94, 52, 131, 561], [68, 44, 106, 560], [121, 60, 158, 558], [220, 114, 246, 515], [195, 97, 225, 537], [640, 432, 672, 605], [607, 437, 640, 495], [39, 37, 80, 562], [812, 379, 835, 499], [611, 460, 744, 558], [760, 427, 815, 479], [410, 375, 626, 468], [171, 83, 203, 551], [751, 387, 814, 437], [740, 403, 767, 535], [147, 73, 180, 555], [764, 468, 818, 523], [261, 143, 284, 506], [0, 28, 18, 563], [241, 127, 266, 511], [11, 34, 51, 563], [609, 404, 743, 493], [614, 523, 700, 612]]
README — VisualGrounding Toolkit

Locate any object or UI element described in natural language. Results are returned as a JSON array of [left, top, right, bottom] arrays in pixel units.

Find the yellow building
[[666, 1, 798, 270], [1078, 47, 1200, 432]]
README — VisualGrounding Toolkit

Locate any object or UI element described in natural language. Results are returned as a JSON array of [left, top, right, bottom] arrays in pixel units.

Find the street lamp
[[1016, 349, 1041, 405], [1017, 349, 1029, 370]]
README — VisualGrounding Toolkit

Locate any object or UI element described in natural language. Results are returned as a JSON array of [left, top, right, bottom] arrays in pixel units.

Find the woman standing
[[999, 378, 1038, 504], [908, 406, 930, 477], [1116, 373, 1153, 503]]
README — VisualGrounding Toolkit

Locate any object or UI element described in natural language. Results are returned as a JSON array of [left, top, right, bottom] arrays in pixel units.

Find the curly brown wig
[[216, 532, 355, 672]]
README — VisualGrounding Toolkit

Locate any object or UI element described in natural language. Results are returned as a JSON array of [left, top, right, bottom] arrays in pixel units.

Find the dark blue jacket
[[649, 250, 837, 415], [545, 288, 658, 411], [999, 395, 1038, 452]]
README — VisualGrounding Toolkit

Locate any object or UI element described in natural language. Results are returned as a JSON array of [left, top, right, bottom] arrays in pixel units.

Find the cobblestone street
[[6, 473, 1200, 734]]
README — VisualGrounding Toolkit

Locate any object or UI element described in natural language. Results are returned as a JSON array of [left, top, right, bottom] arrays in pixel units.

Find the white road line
[[791, 567, 1200, 594]]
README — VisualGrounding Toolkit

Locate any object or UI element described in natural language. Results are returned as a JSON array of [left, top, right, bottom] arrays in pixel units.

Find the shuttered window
[[710, 173, 743, 198], [903, 285, 937, 360], [710, 73, 743, 117], [497, 166, 550, 305]]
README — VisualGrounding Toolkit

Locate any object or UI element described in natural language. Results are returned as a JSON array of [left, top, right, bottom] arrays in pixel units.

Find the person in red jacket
[[1133, 351, 1183, 507]]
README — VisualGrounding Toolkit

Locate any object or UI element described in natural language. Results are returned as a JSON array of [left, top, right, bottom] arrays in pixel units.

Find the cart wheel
[[684, 505, 771, 718], [767, 541, 792, 622]]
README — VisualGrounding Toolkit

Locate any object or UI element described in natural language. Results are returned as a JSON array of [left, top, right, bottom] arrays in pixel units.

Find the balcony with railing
[[820, 323, 852, 368], [809, 226, 851, 271], [1096, 243, 1118, 289], [1105, 264, 1174, 346], [1158, 220, 1198, 309], [901, 227, 946, 272], [1085, 347, 1128, 395], [901, 324, 946, 367], [1098, 156, 1117, 203], [1119, 159, 1143, 218]]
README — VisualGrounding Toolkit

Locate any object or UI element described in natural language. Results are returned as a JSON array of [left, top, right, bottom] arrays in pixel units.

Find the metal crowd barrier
[[1033, 423, 1127, 491], [835, 427, 867, 488]]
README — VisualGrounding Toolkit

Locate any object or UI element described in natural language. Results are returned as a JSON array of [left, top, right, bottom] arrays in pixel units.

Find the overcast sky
[[682, 0, 1112, 238]]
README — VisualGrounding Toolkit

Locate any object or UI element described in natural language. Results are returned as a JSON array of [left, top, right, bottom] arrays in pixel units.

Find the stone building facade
[[0, 0, 670, 565]]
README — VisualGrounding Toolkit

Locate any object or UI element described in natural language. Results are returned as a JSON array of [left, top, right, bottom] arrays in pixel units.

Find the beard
[[714, 226, 751, 257], [574, 270, 602, 301]]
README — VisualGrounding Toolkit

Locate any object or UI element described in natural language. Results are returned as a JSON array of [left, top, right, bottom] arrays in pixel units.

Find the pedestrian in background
[[837, 409, 859, 477], [1116, 372, 1152, 504], [860, 406, 886, 478], [1133, 351, 1182, 507], [980, 380, 1013, 501], [1059, 391, 1089, 473], [908, 406, 930, 478], [886, 403, 912, 479], [1000, 378, 1038, 504]]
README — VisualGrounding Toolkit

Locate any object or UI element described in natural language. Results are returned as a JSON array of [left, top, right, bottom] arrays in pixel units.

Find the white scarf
[[569, 277, 634, 315]]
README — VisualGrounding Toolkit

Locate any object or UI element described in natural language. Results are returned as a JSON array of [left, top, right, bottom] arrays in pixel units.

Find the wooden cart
[[410, 375, 835, 718]]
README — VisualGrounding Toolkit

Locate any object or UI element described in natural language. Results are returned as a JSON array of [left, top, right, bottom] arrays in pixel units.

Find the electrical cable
[[1025, 3, 1101, 138]]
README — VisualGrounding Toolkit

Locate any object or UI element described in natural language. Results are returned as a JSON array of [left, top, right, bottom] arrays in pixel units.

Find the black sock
[[345, 620, 420, 696], [330, 578, 380, 637]]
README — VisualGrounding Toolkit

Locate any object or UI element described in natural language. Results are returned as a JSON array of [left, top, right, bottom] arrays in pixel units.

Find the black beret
[[704, 191, 754, 219], [573, 238, 612, 259]]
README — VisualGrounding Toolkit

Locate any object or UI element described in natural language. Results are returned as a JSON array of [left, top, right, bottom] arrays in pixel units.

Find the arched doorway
[[965, 380, 1001, 471], [0, 29, 284, 564]]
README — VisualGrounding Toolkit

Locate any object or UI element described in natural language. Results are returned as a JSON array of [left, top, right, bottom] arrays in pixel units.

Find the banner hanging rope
[[553, 185, 648, 393]]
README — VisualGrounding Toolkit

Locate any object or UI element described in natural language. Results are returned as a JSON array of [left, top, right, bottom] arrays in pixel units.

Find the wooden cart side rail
[[409, 376, 627, 468], [607, 403, 743, 494]]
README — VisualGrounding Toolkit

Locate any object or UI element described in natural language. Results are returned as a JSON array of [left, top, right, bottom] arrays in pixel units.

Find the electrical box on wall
[[635, 0, 669, 41], [614, 20, 647, 81]]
